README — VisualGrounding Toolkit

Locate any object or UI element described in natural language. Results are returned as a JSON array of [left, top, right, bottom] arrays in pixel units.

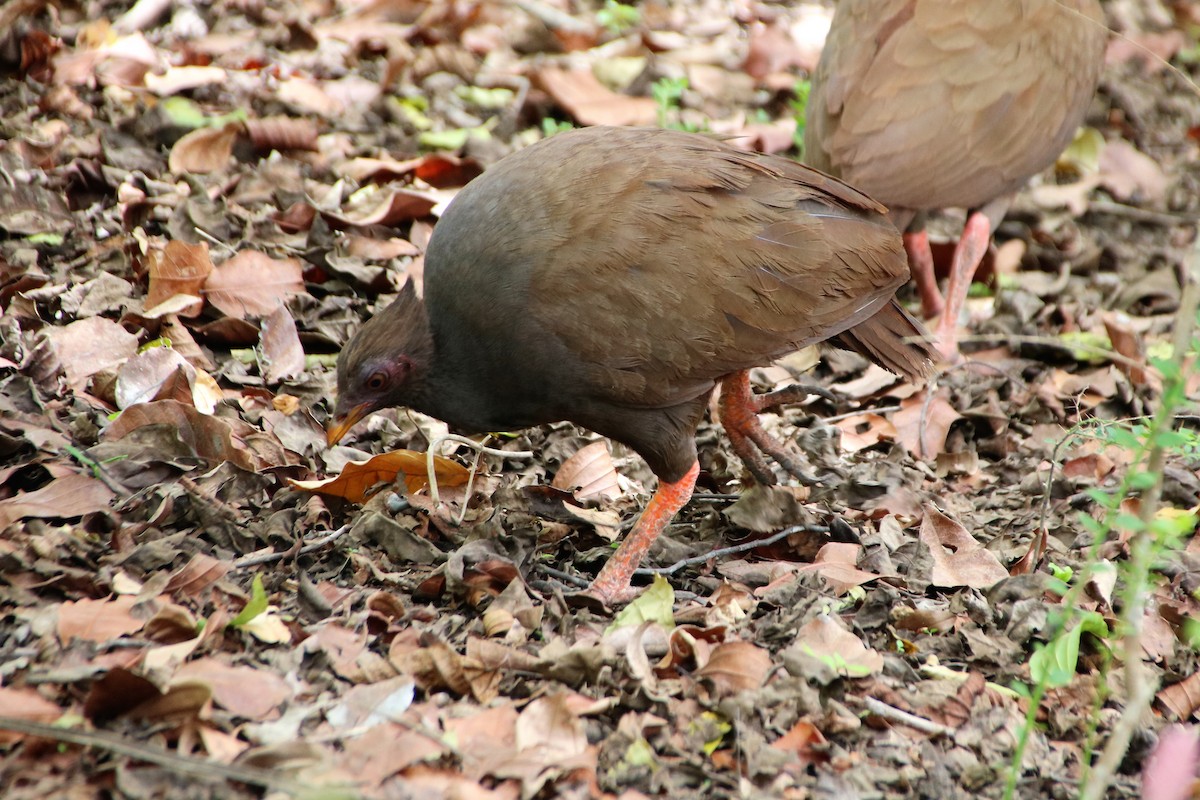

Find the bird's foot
[[718, 371, 826, 487], [571, 580, 642, 611]]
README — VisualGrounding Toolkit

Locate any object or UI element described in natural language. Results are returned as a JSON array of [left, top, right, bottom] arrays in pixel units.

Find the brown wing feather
[[806, 0, 1106, 211], [519, 127, 912, 408]]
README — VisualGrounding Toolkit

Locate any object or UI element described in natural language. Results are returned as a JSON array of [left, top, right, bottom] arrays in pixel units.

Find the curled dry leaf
[[1157, 672, 1200, 720], [551, 440, 620, 503], [168, 122, 242, 174], [259, 304, 306, 383], [41, 316, 139, 389], [145, 239, 212, 315], [535, 67, 658, 127], [243, 117, 319, 152], [918, 504, 1007, 590], [323, 184, 441, 229], [115, 346, 215, 411], [203, 251, 306, 319], [0, 473, 115, 528], [290, 450, 471, 502], [693, 640, 773, 697], [57, 595, 145, 644], [790, 614, 884, 677], [893, 390, 962, 459], [105, 399, 271, 471], [337, 152, 482, 188]]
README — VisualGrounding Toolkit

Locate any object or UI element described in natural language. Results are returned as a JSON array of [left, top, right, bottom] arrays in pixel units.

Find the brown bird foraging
[[805, 0, 1106, 360], [328, 126, 934, 606]]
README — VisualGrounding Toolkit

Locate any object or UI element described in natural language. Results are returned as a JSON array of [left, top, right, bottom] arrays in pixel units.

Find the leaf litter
[[0, 0, 1198, 798]]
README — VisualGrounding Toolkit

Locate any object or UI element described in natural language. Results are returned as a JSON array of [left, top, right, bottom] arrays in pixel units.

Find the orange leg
[[584, 460, 699, 606], [934, 211, 992, 362], [717, 371, 821, 486], [904, 229, 944, 319]]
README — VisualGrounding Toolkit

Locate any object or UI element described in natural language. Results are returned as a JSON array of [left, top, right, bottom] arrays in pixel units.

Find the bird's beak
[[326, 403, 371, 447]]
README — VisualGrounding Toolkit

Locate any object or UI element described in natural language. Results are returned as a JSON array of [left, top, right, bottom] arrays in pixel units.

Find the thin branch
[[232, 525, 352, 569], [636, 524, 831, 576], [861, 696, 955, 738], [0, 717, 334, 796]]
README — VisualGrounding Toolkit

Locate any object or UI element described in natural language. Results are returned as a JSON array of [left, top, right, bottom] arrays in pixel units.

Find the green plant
[[651, 76, 703, 132], [541, 118, 575, 138], [596, 0, 640, 35], [790, 78, 811, 158], [1004, 242, 1200, 800]]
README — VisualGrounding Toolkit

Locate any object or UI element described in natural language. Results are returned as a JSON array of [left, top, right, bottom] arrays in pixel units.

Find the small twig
[[820, 405, 902, 424], [535, 563, 591, 588], [636, 524, 831, 577], [1087, 199, 1193, 227], [63, 445, 130, 498], [861, 696, 955, 738], [0, 717, 331, 796], [425, 433, 533, 506], [508, 0, 595, 34], [231, 525, 352, 569]]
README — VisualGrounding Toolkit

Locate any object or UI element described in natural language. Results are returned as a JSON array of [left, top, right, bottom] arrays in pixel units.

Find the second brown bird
[[806, 0, 1107, 359]]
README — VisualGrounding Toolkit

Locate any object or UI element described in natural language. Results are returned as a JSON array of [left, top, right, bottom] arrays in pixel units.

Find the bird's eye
[[365, 371, 387, 391]]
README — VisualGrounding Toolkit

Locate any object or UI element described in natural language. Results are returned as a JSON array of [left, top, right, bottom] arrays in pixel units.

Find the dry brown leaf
[[919, 504, 1007, 590], [41, 316, 139, 388], [1098, 139, 1170, 203], [168, 122, 241, 174], [551, 440, 620, 503], [835, 412, 898, 453], [145, 240, 212, 315], [105, 399, 269, 471], [57, 595, 145, 643], [337, 152, 482, 188], [204, 251, 306, 319], [291, 450, 471, 502], [0, 473, 115, 527], [114, 347, 196, 409], [144, 65, 227, 95], [770, 719, 828, 766], [893, 391, 962, 459], [1157, 672, 1200, 720], [694, 640, 773, 697], [792, 614, 884, 676], [810, 542, 881, 595], [259, 303, 305, 383], [165, 553, 231, 596], [173, 659, 291, 720], [1101, 310, 1149, 386], [535, 67, 657, 127], [0, 687, 64, 743], [324, 185, 441, 229]]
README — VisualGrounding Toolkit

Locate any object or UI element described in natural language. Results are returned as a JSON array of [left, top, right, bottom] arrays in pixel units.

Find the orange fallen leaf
[[291, 450, 471, 502]]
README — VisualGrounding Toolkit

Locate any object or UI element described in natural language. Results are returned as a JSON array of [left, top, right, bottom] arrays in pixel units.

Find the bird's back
[[423, 126, 921, 421], [805, 0, 1106, 212]]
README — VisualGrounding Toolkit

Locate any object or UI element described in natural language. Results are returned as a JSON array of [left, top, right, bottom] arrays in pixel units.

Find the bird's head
[[327, 281, 432, 446]]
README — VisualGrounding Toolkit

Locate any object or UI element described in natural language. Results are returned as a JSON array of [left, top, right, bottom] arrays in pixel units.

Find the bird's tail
[[832, 300, 937, 382]]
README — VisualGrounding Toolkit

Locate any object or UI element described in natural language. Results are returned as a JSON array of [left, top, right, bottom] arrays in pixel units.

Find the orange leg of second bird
[[934, 211, 993, 362], [584, 460, 699, 606]]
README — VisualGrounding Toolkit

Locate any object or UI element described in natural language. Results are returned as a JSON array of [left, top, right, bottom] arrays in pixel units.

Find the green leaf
[[230, 573, 269, 627], [607, 574, 675, 632]]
